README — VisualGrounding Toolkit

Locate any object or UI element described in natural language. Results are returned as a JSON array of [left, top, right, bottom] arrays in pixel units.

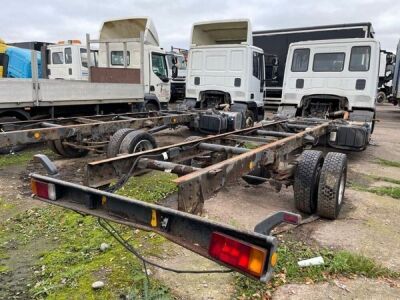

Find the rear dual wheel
[[294, 150, 347, 219], [106, 128, 157, 158]]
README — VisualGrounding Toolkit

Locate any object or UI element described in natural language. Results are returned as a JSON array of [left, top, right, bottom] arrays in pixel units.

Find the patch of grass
[[243, 142, 258, 149], [233, 240, 399, 299], [117, 171, 178, 203], [368, 175, 400, 185], [0, 197, 15, 211], [367, 186, 400, 199], [349, 181, 400, 199], [375, 158, 400, 168], [0, 206, 171, 299], [0, 171, 177, 299], [0, 148, 52, 168], [0, 265, 9, 274]]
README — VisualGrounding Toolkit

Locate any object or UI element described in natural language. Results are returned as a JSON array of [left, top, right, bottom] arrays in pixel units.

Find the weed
[[375, 158, 400, 168], [233, 240, 399, 299], [0, 170, 178, 299], [117, 171, 177, 203], [0, 148, 52, 168]]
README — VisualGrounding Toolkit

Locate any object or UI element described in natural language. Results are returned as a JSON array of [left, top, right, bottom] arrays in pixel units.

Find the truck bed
[[0, 78, 144, 109]]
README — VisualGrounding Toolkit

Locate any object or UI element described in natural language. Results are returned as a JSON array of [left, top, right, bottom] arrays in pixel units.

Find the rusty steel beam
[[0, 113, 196, 147]]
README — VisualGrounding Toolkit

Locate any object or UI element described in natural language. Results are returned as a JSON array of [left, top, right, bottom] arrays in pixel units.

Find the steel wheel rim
[[338, 174, 345, 205], [133, 140, 153, 152]]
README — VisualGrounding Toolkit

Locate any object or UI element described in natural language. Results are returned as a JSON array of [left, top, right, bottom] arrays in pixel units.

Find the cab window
[[52, 52, 64, 64], [65, 48, 72, 64], [111, 51, 130, 66], [313, 52, 345, 72], [349, 46, 371, 71], [151, 53, 168, 78], [80, 48, 87, 68], [291, 49, 310, 72], [253, 52, 264, 80]]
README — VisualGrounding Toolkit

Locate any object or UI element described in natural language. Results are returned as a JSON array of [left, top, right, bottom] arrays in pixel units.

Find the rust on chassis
[[0, 111, 196, 148], [85, 119, 330, 214]]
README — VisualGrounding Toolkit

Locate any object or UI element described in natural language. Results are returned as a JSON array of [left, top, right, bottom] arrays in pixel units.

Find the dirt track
[[1, 104, 400, 299]]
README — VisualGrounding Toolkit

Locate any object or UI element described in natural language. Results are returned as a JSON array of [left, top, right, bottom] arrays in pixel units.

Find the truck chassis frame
[[0, 110, 196, 156], [31, 116, 347, 281]]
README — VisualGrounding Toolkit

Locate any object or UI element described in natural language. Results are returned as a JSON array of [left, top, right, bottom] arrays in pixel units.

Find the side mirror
[[171, 56, 177, 65], [172, 65, 178, 79], [162, 76, 170, 83]]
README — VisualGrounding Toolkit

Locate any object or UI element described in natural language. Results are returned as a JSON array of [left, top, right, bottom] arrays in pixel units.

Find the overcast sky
[[2, 0, 399, 52]]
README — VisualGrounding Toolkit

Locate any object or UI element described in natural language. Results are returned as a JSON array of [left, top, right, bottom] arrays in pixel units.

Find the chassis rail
[[0, 110, 196, 149]]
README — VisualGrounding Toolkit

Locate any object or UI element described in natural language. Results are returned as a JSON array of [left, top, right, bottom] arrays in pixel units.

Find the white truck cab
[[47, 41, 98, 80], [279, 38, 381, 151], [98, 17, 170, 110], [185, 19, 265, 123], [280, 38, 380, 117]]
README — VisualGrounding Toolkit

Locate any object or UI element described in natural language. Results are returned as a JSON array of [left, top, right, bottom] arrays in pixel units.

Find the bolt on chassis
[[31, 116, 352, 281]]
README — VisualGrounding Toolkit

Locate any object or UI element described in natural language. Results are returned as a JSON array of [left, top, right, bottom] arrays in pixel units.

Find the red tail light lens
[[283, 213, 300, 224], [208, 232, 267, 277], [31, 179, 57, 201]]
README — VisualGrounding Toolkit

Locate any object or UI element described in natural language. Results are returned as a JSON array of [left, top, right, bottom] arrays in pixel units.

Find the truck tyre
[[48, 140, 61, 156], [242, 167, 270, 185], [106, 128, 135, 158], [119, 130, 157, 154], [376, 91, 386, 104], [317, 152, 347, 220], [293, 150, 324, 214], [145, 101, 159, 112], [53, 139, 89, 158]]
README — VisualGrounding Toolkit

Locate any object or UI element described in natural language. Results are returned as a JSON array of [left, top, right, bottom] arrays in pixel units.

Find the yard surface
[[1, 104, 400, 299]]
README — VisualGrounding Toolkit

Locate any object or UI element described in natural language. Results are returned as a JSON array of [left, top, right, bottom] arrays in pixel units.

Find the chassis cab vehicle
[[279, 38, 380, 150], [185, 19, 265, 125], [47, 41, 98, 80]]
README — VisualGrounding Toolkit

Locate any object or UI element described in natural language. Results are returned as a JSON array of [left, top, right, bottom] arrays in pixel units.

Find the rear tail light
[[208, 232, 267, 277], [31, 179, 57, 201], [283, 212, 300, 224]]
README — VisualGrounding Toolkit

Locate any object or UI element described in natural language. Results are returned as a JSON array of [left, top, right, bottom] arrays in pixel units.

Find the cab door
[[48, 47, 69, 79], [250, 50, 265, 106], [150, 52, 170, 103]]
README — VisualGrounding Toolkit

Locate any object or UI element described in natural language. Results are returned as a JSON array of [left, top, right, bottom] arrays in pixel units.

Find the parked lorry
[[5, 46, 42, 78], [279, 38, 380, 151], [253, 23, 374, 107], [97, 17, 170, 111], [0, 17, 169, 125], [46, 41, 98, 80], [185, 19, 265, 126], [166, 49, 187, 101]]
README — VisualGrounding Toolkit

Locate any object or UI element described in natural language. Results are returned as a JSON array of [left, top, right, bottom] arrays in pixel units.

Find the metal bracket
[[254, 211, 302, 235], [33, 154, 59, 176]]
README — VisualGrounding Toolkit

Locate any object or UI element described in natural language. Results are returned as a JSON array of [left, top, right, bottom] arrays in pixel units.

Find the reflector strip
[[208, 232, 267, 277]]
